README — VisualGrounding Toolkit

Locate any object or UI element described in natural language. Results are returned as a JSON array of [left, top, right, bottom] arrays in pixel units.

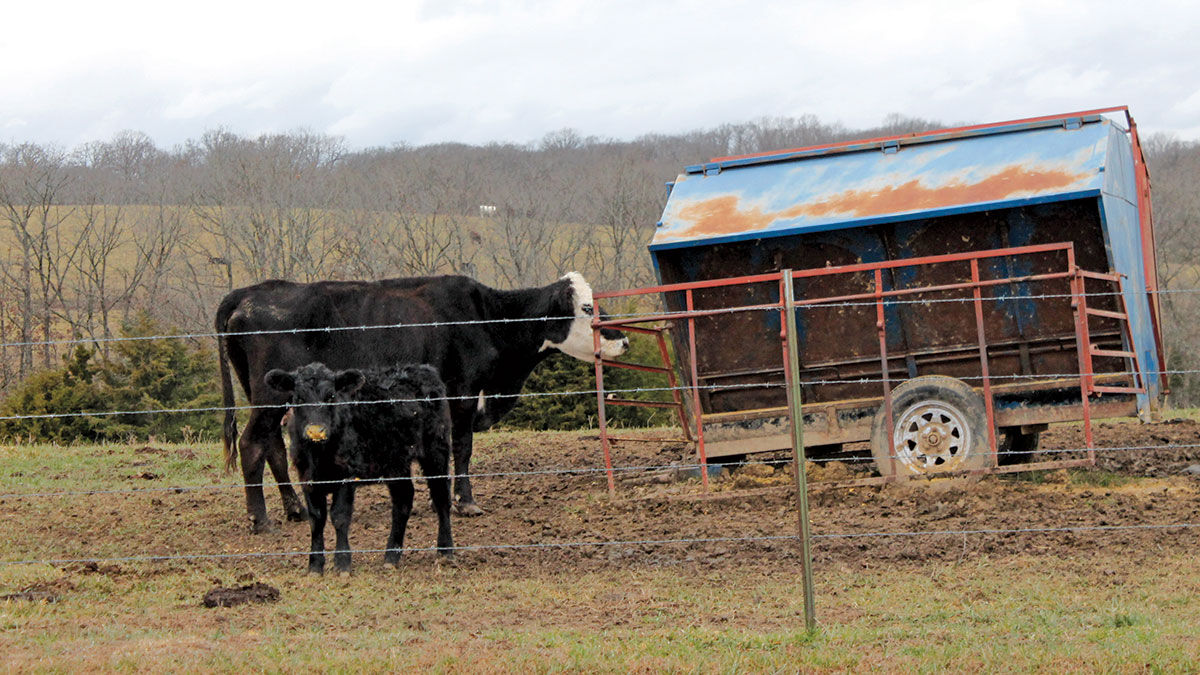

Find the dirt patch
[[1, 578, 75, 603], [201, 582, 281, 608], [3, 418, 1199, 583], [66, 561, 124, 576]]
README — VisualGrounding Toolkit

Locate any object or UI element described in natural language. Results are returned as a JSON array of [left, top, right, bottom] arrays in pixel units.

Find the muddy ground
[[4, 417, 1198, 579]]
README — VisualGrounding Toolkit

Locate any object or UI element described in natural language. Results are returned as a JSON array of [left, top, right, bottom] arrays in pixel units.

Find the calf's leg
[[305, 489, 328, 575], [430, 477, 455, 557], [330, 484, 357, 575], [383, 477, 414, 567]]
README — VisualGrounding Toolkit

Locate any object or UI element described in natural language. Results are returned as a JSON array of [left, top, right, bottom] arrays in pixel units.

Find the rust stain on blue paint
[[674, 165, 1092, 239]]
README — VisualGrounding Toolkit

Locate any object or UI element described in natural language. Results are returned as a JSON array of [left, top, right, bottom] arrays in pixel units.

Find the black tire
[[870, 375, 995, 478], [708, 453, 747, 466], [997, 430, 1041, 465]]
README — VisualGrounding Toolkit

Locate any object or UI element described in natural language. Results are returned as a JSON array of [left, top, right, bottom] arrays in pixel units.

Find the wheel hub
[[892, 401, 972, 472]]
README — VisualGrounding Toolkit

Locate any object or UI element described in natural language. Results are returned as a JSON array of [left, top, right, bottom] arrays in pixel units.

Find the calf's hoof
[[338, 571, 351, 578], [453, 502, 485, 517], [307, 567, 324, 576]]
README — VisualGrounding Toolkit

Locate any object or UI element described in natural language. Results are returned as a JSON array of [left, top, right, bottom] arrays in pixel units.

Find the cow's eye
[[326, 393, 336, 402], [581, 303, 593, 315]]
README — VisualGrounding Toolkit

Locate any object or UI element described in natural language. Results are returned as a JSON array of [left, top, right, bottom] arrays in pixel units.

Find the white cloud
[[1, 0, 1197, 148]]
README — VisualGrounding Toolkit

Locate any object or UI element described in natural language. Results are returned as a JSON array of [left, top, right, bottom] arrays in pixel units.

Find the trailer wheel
[[870, 375, 995, 477]]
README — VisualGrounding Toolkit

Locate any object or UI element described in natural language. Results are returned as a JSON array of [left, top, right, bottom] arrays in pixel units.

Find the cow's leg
[[238, 409, 284, 533], [419, 454, 455, 558], [264, 429, 306, 522], [450, 403, 483, 516], [330, 483, 356, 575], [306, 488, 328, 575], [383, 476, 414, 567]]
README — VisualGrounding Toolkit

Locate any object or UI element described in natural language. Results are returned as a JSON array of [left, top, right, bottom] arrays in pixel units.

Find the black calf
[[265, 362, 454, 574]]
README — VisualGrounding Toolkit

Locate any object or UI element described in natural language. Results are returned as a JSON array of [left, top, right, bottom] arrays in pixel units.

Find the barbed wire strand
[[1, 283, 1181, 351], [3, 522, 1198, 568], [2, 440, 1197, 501], [0, 360, 1189, 424]]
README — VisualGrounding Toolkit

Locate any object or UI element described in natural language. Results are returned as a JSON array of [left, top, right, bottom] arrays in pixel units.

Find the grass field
[[2, 423, 1199, 671], [3, 550, 1197, 671]]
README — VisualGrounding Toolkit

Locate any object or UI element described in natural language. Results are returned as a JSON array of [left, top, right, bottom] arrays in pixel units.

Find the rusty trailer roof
[[651, 112, 1123, 251]]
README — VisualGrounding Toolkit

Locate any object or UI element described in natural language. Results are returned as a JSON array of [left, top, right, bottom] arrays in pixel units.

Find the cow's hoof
[[436, 553, 458, 568], [338, 571, 351, 578], [286, 509, 309, 523], [307, 568, 323, 576], [249, 518, 280, 534], [453, 502, 485, 517]]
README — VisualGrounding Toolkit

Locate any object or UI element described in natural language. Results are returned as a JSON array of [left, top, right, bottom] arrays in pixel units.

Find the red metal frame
[[592, 321, 692, 496], [971, 260, 1000, 462], [1124, 112, 1167, 392], [592, 242, 1135, 491]]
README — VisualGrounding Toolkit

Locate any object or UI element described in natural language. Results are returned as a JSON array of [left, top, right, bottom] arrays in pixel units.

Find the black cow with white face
[[216, 272, 628, 533], [265, 362, 452, 575]]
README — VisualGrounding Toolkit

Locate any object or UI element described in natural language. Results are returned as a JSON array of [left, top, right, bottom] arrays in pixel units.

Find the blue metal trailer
[[621, 107, 1163, 478]]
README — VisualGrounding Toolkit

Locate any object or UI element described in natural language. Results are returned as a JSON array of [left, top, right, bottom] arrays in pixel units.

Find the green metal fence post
[[782, 270, 816, 632]]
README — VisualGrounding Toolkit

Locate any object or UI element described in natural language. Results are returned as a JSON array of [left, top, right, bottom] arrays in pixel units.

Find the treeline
[[0, 114, 942, 386], [1, 114, 1199, 441]]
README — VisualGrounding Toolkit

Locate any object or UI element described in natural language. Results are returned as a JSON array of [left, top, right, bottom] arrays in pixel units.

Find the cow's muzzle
[[304, 424, 329, 442], [600, 336, 630, 360]]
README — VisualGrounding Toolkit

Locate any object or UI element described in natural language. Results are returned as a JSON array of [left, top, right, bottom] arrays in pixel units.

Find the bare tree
[[1143, 134, 1200, 404], [479, 132, 595, 286], [581, 150, 663, 290], [331, 153, 477, 280], [0, 144, 78, 373], [189, 129, 345, 284]]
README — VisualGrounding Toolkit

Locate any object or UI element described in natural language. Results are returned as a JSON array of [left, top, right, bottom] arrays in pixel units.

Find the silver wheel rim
[[891, 400, 973, 473]]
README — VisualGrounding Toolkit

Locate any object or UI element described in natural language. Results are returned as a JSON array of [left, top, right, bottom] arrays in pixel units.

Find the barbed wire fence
[[4, 283, 1199, 353], [0, 286, 1198, 631]]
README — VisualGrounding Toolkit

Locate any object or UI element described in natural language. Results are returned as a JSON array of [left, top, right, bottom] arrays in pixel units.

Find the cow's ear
[[264, 369, 296, 393], [334, 369, 366, 395]]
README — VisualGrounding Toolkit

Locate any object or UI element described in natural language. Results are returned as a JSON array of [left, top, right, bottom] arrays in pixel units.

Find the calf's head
[[264, 363, 366, 444], [541, 272, 630, 362]]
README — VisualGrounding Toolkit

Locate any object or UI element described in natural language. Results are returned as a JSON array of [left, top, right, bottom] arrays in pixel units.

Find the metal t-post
[[782, 270, 816, 631]]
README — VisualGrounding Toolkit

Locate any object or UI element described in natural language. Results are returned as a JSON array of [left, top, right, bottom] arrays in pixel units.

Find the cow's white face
[[541, 272, 629, 363]]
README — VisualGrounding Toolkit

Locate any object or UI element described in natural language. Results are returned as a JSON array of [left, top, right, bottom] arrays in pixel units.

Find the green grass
[[0, 440, 222, 494], [1, 558, 1198, 671]]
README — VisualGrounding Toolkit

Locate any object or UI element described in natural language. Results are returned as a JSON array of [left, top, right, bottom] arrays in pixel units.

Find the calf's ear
[[334, 369, 366, 395], [415, 367, 446, 400], [264, 369, 296, 393]]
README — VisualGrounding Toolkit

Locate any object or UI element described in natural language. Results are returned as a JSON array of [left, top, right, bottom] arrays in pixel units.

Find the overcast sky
[[3, 0, 1198, 151]]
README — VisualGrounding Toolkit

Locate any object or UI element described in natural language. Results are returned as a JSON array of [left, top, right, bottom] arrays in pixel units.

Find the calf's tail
[[216, 310, 239, 474]]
